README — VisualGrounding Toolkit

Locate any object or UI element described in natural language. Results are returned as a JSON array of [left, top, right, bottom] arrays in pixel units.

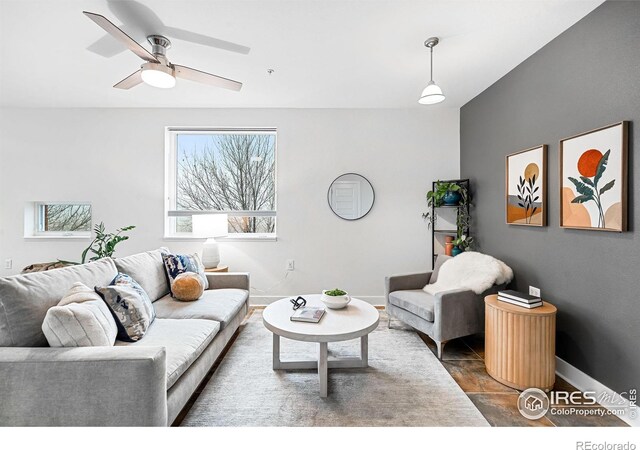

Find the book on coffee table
[[290, 307, 325, 323]]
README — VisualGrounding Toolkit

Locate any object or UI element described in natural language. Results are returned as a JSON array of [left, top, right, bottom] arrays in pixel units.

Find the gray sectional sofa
[[0, 248, 250, 426]]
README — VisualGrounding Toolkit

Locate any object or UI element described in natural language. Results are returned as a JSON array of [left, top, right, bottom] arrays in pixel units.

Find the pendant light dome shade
[[419, 37, 445, 105], [419, 81, 445, 104]]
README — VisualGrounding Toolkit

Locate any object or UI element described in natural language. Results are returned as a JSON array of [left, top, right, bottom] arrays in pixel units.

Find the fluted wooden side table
[[484, 294, 557, 392]]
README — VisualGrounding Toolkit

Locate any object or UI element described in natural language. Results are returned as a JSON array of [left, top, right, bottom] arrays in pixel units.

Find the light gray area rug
[[182, 310, 489, 426]]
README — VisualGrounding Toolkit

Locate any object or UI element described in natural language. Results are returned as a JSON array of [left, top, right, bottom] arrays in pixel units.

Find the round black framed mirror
[[327, 173, 375, 220]]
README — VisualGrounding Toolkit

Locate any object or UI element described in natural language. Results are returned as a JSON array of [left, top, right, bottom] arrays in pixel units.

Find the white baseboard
[[556, 356, 638, 427], [249, 295, 385, 307]]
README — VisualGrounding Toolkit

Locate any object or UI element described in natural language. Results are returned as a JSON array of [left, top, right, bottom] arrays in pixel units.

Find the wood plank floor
[[414, 330, 627, 427]]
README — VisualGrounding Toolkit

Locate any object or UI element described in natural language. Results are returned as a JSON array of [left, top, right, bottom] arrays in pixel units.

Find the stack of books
[[497, 290, 543, 309]]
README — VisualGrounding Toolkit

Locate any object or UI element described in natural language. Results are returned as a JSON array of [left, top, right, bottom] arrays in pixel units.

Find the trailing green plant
[[325, 288, 347, 296], [59, 222, 135, 265], [422, 180, 471, 237]]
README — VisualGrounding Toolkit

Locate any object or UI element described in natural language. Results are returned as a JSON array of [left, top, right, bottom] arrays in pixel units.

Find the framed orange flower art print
[[560, 122, 628, 232]]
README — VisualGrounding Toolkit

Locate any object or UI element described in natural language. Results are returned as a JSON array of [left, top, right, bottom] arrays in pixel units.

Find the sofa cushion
[[429, 254, 452, 284], [95, 274, 156, 342], [116, 318, 220, 389], [153, 289, 248, 329], [114, 248, 170, 302], [388, 290, 436, 322], [0, 258, 118, 347], [42, 282, 117, 347]]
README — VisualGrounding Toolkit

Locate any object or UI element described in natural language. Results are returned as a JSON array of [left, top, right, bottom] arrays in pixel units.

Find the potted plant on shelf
[[451, 235, 474, 256], [422, 181, 470, 230]]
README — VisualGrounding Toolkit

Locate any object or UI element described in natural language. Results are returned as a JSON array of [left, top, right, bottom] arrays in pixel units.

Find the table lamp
[[192, 214, 228, 269]]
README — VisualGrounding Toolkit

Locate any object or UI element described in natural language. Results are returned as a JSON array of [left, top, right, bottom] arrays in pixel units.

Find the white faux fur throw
[[423, 251, 513, 295]]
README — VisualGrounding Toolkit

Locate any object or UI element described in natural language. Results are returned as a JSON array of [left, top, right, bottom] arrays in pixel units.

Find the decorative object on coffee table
[[193, 214, 228, 268], [484, 294, 557, 391], [320, 288, 351, 309], [263, 294, 379, 397], [560, 121, 628, 231], [506, 145, 547, 226], [171, 272, 205, 301]]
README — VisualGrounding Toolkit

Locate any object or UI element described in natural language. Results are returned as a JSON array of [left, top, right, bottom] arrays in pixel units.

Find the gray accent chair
[[385, 255, 505, 359], [0, 248, 250, 426]]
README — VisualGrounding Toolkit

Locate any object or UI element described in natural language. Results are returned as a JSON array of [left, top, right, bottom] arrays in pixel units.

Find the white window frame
[[164, 127, 277, 241], [24, 202, 92, 239]]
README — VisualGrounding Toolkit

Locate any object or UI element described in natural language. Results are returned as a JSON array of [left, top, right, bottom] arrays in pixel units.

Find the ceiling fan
[[83, 11, 242, 91]]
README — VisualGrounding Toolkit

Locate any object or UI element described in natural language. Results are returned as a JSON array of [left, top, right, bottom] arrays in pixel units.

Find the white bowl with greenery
[[321, 289, 351, 309]]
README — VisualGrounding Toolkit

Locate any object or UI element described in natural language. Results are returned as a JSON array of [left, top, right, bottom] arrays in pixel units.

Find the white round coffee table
[[263, 294, 379, 397]]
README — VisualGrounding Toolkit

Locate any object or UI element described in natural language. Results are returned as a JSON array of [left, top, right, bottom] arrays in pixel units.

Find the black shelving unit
[[430, 178, 470, 269]]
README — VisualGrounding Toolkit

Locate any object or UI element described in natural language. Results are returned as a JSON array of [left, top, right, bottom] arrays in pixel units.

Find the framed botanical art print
[[560, 121, 628, 232], [506, 145, 547, 226]]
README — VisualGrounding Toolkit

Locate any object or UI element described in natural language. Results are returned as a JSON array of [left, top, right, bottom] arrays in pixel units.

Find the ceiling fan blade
[[165, 26, 250, 55], [174, 65, 242, 91], [83, 11, 159, 63], [114, 70, 144, 89]]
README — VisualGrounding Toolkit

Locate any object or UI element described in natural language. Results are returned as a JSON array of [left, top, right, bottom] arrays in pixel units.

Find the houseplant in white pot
[[321, 288, 351, 309]]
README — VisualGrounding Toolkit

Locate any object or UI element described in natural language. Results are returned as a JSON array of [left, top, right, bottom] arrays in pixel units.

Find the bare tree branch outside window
[[42, 204, 92, 232], [176, 133, 276, 234]]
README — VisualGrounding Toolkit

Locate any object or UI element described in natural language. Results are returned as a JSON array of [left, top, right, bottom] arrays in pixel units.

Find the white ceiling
[[0, 0, 603, 108]]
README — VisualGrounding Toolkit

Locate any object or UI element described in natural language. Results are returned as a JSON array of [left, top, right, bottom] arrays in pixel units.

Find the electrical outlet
[[529, 286, 541, 297], [4, 259, 12, 269], [286, 259, 295, 271]]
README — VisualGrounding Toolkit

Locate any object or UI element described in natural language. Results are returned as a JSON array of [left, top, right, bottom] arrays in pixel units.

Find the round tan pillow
[[172, 272, 205, 301]]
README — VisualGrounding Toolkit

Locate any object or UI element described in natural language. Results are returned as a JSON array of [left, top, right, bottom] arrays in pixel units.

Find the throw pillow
[[171, 272, 205, 301], [42, 282, 117, 347], [162, 253, 209, 297], [95, 273, 156, 342]]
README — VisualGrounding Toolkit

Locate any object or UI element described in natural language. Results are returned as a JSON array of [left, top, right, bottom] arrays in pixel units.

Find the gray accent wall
[[461, 0, 639, 393]]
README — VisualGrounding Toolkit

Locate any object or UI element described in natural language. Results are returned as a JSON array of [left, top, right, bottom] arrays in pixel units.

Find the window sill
[[163, 235, 277, 242], [24, 235, 91, 240]]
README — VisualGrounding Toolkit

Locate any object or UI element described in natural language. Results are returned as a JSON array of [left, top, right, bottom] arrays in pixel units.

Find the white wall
[[0, 108, 459, 304]]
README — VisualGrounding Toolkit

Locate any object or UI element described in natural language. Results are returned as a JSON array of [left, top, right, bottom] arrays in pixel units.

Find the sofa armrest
[[205, 272, 250, 291], [432, 288, 485, 342], [0, 346, 167, 426], [385, 272, 432, 300]]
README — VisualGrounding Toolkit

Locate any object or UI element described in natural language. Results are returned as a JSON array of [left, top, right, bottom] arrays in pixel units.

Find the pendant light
[[419, 37, 445, 105]]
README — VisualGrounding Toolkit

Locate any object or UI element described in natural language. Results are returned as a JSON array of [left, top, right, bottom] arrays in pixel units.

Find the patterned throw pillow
[[162, 253, 209, 297], [95, 273, 156, 342]]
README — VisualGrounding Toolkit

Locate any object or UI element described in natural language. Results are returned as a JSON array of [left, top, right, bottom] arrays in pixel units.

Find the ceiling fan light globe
[[418, 81, 445, 105], [140, 63, 176, 88]]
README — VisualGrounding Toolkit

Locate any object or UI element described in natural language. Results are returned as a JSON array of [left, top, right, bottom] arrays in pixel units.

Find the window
[[165, 128, 277, 239], [24, 202, 92, 238]]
